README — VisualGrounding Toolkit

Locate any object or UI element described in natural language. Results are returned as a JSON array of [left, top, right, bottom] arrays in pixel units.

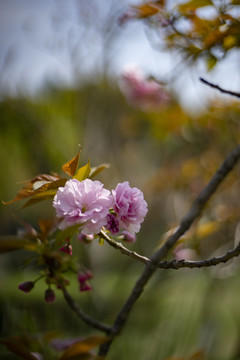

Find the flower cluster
[[53, 179, 148, 237]]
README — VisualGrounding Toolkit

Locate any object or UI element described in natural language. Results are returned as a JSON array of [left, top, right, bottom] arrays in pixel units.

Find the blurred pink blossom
[[112, 181, 148, 234], [78, 270, 93, 292], [120, 66, 169, 111], [53, 179, 113, 235]]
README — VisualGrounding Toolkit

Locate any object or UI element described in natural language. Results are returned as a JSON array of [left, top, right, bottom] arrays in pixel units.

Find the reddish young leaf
[[0, 338, 39, 360], [62, 150, 81, 176], [2, 174, 61, 205]]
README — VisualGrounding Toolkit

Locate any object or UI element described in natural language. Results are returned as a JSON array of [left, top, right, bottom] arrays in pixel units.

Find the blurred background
[[1, 0, 240, 359]]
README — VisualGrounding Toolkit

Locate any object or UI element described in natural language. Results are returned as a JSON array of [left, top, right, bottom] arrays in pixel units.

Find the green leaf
[[73, 160, 91, 181], [206, 54, 217, 70], [0, 338, 39, 360], [89, 163, 110, 179], [22, 189, 58, 208], [55, 223, 83, 243], [0, 236, 36, 254]]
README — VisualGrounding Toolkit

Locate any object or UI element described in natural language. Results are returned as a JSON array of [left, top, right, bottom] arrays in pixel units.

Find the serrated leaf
[[89, 164, 110, 179], [59, 336, 109, 360], [0, 338, 39, 360], [0, 236, 36, 254], [178, 0, 213, 12], [62, 150, 81, 176], [73, 160, 91, 182]]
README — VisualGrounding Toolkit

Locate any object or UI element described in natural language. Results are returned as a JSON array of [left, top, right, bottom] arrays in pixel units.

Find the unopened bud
[[18, 281, 34, 293], [44, 288, 56, 303]]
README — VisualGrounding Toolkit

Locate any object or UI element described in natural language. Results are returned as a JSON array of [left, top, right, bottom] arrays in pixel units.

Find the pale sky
[[0, 0, 239, 108]]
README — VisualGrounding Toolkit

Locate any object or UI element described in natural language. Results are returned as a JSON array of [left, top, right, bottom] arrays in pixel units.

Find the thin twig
[[61, 287, 112, 334], [200, 77, 240, 98], [98, 144, 240, 357], [100, 230, 240, 270]]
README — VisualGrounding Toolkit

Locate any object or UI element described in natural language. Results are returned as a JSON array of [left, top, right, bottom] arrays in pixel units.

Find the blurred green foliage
[[1, 76, 240, 359]]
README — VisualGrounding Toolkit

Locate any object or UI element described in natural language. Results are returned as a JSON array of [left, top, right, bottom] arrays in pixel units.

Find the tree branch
[[200, 77, 240, 98], [100, 230, 240, 270], [98, 144, 240, 357], [61, 287, 112, 334]]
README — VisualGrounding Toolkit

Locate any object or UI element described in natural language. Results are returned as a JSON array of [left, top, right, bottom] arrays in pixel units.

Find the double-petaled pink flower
[[53, 179, 113, 235], [109, 181, 148, 235], [53, 178, 148, 237]]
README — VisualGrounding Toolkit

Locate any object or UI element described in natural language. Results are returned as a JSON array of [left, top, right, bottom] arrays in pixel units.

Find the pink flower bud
[[79, 282, 92, 292], [59, 244, 72, 255], [18, 281, 34, 293], [44, 288, 56, 303], [122, 230, 136, 243], [77, 232, 94, 243], [78, 270, 93, 284]]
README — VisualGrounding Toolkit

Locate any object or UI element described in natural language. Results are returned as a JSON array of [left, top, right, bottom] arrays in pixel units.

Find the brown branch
[[100, 230, 240, 270], [98, 144, 240, 357], [200, 77, 240, 98], [61, 287, 112, 334]]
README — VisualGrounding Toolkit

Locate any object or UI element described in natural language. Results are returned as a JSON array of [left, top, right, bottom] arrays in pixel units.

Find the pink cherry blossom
[[53, 179, 113, 235], [112, 181, 148, 234]]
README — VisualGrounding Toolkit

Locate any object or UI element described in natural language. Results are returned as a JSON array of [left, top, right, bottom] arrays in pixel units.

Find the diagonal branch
[[99, 144, 240, 357], [61, 287, 112, 334], [200, 78, 240, 98], [100, 230, 240, 270]]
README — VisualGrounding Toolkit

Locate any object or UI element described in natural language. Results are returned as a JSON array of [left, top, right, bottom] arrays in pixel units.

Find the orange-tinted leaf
[[89, 163, 110, 179], [73, 160, 91, 182], [62, 150, 81, 176], [59, 336, 109, 360], [0, 338, 38, 360], [178, 0, 213, 12], [190, 350, 205, 360], [131, 1, 163, 18], [0, 236, 36, 254]]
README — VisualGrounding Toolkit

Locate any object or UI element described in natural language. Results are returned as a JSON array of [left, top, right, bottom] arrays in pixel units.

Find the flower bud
[[77, 232, 94, 243], [18, 281, 34, 293], [122, 231, 136, 243], [59, 244, 72, 255], [44, 288, 56, 303], [79, 282, 92, 292]]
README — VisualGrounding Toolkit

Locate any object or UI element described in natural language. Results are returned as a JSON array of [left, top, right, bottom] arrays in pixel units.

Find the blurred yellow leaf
[[59, 336, 109, 360], [89, 163, 110, 179], [131, 1, 163, 18], [0, 236, 36, 254], [74, 160, 91, 182], [178, 0, 213, 12], [195, 221, 220, 239]]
